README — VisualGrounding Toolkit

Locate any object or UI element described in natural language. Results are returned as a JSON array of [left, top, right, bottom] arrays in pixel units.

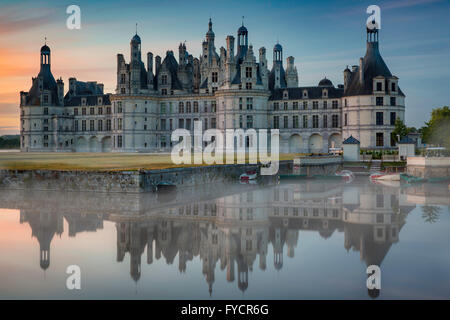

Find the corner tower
[[342, 26, 405, 149]]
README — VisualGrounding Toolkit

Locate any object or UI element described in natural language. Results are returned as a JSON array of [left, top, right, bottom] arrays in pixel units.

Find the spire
[[135, 22, 138, 35]]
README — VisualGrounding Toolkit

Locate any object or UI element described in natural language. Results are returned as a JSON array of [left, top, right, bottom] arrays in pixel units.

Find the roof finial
[[135, 22, 138, 35], [242, 15, 244, 26], [44, 36, 47, 45]]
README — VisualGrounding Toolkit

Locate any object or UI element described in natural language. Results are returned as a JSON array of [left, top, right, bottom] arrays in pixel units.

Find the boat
[[239, 170, 257, 181], [335, 170, 355, 183], [156, 181, 177, 192], [370, 173, 400, 181], [400, 173, 427, 183]]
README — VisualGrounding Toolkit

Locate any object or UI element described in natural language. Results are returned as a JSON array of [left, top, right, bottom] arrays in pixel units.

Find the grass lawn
[[0, 152, 302, 171]]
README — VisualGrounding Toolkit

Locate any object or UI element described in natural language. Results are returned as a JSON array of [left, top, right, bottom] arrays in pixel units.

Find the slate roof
[[157, 51, 183, 90], [64, 94, 111, 107], [269, 86, 344, 100], [344, 42, 405, 97], [342, 135, 360, 145], [398, 136, 415, 144], [26, 64, 59, 106]]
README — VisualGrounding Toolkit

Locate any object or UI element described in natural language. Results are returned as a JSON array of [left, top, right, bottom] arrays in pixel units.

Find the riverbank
[[0, 152, 302, 171]]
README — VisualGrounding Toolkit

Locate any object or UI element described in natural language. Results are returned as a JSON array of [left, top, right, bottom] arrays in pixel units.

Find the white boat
[[335, 170, 355, 183], [239, 170, 257, 181], [370, 173, 400, 181]]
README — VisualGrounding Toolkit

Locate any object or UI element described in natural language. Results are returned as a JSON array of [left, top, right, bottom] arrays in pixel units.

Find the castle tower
[[285, 56, 298, 87]]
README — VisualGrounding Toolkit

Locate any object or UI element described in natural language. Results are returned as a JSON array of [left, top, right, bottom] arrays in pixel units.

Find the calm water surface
[[0, 178, 449, 299]]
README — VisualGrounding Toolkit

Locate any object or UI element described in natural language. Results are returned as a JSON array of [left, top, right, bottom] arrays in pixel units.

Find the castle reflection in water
[[0, 180, 420, 294]]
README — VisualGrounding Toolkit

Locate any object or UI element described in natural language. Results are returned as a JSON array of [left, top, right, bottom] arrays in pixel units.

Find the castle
[[19, 20, 405, 153]]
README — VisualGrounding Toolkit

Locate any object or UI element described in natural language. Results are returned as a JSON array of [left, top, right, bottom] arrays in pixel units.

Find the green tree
[[391, 117, 409, 145], [421, 106, 450, 148]]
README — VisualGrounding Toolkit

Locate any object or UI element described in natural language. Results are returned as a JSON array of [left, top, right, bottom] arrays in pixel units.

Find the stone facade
[[20, 22, 405, 153]]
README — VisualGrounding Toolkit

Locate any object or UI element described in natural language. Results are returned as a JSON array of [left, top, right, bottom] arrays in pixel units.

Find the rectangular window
[[186, 101, 191, 113], [246, 82, 252, 90], [90, 120, 95, 131], [246, 115, 253, 129], [98, 120, 103, 131], [313, 101, 319, 109], [162, 89, 167, 95], [376, 132, 384, 147], [170, 119, 173, 130], [193, 101, 198, 113], [390, 112, 396, 126], [211, 118, 216, 128], [160, 103, 166, 114], [344, 113, 348, 126], [211, 101, 216, 113], [376, 97, 384, 106], [323, 101, 327, 109], [82, 108, 86, 115], [90, 108, 95, 115], [332, 114, 339, 128], [106, 119, 111, 131], [179, 102, 184, 113], [332, 100, 338, 109], [74, 108, 78, 116], [303, 101, 308, 110], [284, 116, 288, 128], [391, 82, 396, 92], [161, 74, 168, 85], [178, 119, 184, 129], [118, 118, 122, 130], [284, 102, 288, 110], [245, 67, 252, 78], [274, 116, 279, 129], [376, 112, 384, 125], [303, 115, 308, 128], [106, 107, 111, 114], [376, 82, 382, 91], [212, 72, 218, 83], [161, 119, 166, 130], [293, 101, 298, 110], [293, 115, 299, 128], [120, 74, 126, 84], [82, 120, 86, 131], [186, 119, 191, 130], [273, 102, 279, 111], [246, 97, 253, 110], [98, 107, 103, 115], [390, 97, 396, 106], [312, 115, 319, 128], [117, 135, 123, 148], [323, 114, 328, 128], [74, 120, 79, 131]]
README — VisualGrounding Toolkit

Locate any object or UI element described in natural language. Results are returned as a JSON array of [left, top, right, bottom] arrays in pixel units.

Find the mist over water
[[0, 178, 449, 299]]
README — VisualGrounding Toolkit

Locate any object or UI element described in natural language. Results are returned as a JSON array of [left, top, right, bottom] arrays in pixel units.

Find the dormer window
[[43, 95, 48, 103], [391, 82, 396, 92], [303, 90, 308, 98], [98, 97, 102, 105], [322, 89, 328, 97], [161, 74, 168, 85], [212, 72, 218, 83], [246, 83, 252, 90], [283, 90, 288, 99], [376, 82, 382, 91], [245, 67, 252, 78], [81, 98, 86, 106]]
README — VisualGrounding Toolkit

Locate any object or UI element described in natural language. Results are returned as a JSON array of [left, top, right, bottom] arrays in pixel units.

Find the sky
[[0, 0, 449, 134]]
